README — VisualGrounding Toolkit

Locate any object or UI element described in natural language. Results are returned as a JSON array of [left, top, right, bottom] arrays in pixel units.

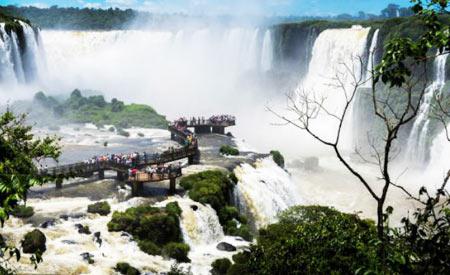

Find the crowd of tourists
[[209, 115, 236, 125], [174, 115, 235, 127], [84, 151, 158, 167], [172, 118, 197, 147], [128, 162, 182, 180]]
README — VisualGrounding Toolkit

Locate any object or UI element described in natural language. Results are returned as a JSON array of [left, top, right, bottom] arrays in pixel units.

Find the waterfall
[[291, 26, 370, 150], [0, 23, 18, 85], [365, 29, 379, 87], [260, 29, 273, 72], [0, 21, 43, 86], [21, 22, 43, 83], [175, 198, 224, 247], [244, 28, 260, 72], [233, 157, 301, 228], [352, 29, 380, 151], [10, 31, 26, 83], [404, 53, 448, 166]]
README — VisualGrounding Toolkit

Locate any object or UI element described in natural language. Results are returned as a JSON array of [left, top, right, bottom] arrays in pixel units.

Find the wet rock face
[[80, 252, 94, 264], [93, 232, 102, 247], [62, 240, 78, 245], [60, 213, 85, 221], [190, 205, 199, 211], [40, 219, 56, 228], [216, 242, 237, 252], [22, 229, 47, 254], [75, 224, 91, 234]]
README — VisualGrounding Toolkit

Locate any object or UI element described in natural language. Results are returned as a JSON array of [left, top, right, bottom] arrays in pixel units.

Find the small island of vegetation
[[31, 90, 168, 129]]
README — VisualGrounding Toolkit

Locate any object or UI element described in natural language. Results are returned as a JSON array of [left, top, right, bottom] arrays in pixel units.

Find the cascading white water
[[10, 31, 26, 83], [0, 21, 44, 86], [260, 29, 273, 72], [233, 157, 301, 228], [158, 198, 224, 247], [33, 27, 273, 117], [289, 26, 370, 150], [157, 197, 249, 275], [404, 53, 448, 165], [0, 23, 18, 85], [352, 29, 380, 151], [365, 29, 379, 87]]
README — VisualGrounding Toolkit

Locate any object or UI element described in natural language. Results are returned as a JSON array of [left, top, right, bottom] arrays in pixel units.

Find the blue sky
[[1, 0, 412, 16]]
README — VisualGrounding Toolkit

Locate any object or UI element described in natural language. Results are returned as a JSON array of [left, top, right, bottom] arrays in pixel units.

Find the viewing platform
[[171, 115, 236, 135], [39, 114, 234, 196], [127, 166, 182, 195]]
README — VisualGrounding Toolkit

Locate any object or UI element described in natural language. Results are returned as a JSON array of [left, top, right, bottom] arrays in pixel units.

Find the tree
[[269, 0, 450, 265], [0, 110, 60, 273], [382, 4, 401, 18]]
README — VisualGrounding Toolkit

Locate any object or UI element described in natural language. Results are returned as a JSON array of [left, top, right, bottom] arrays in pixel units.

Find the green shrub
[[10, 205, 34, 218], [180, 170, 232, 210], [138, 240, 161, 255], [115, 262, 140, 275], [219, 145, 239, 156], [166, 202, 182, 217], [162, 242, 191, 263], [108, 205, 184, 255], [211, 258, 231, 275], [137, 213, 182, 245], [21, 229, 46, 254], [227, 206, 379, 274], [270, 150, 285, 168], [87, 201, 111, 216], [218, 206, 240, 224]]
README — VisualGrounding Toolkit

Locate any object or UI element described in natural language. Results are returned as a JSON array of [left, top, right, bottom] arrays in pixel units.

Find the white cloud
[[27, 2, 50, 8], [84, 2, 103, 8], [105, 0, 137, 7]]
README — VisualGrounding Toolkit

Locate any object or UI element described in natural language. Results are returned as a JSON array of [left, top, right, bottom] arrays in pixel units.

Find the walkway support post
[[188, 149, 201, 165], [132, 181, 143, 197], [55, 178, 63, 189], [194, 126, 211, 134], [117, 171, 125, 181], [169, 177, 176, 194], [212, 126, 225, 135], [98, 170, 105, 180]]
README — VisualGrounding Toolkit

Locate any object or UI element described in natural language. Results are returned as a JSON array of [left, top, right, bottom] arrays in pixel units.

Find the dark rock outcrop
[[216, 242, 237, 252], [22, 229, 46, 254]]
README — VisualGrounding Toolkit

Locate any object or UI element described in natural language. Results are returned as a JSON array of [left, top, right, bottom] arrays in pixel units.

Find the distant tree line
[[0, 5, 137, 30], [0, 3, 414, 30]]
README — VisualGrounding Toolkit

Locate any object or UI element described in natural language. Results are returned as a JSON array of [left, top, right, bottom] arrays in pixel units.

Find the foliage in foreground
[[226, 202, 450, 274], [180, 170, 253, 241], [0, 110, 60, 273], [226, 206, 383, 274]]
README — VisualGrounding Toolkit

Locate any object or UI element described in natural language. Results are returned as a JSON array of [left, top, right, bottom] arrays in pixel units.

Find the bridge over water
[[40, 115, 235, 195]]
